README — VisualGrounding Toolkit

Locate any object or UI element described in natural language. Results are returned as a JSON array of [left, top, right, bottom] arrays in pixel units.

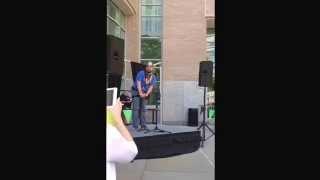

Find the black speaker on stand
[[107, 35, 124, 93], [107, 35, 124, 76], [198, 61, 214, 147]]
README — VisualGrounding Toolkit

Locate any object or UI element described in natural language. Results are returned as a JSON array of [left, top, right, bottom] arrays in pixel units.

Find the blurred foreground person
[[107, 99, 138, 180]]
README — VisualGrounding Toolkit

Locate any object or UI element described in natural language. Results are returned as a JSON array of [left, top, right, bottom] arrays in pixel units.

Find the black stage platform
[[128, 125, 201, 160]]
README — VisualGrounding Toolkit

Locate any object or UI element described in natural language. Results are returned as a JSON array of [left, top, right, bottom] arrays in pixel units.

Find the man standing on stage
[[132, 62, 157, 131]]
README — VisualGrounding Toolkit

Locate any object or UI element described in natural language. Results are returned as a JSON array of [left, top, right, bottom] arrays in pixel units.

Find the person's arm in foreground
[[107, 99, 138, 163], [110, 100, 133, 141]]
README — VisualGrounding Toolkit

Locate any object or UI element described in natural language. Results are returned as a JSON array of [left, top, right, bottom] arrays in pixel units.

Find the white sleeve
[[107, 125, 138, 164]]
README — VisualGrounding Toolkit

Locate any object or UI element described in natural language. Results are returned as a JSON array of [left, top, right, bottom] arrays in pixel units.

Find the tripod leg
[[198, 123, 207, 147], [197, 123, 204, 130], [201, 123, 214, 141], [202, 125, 205, 147], [206, 133, 214, 141], [201, 134, 205, 147], [205, 124, 215, 134]]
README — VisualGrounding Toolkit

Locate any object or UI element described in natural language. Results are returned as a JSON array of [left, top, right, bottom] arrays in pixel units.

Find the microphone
[[146, 72, 152, 79]]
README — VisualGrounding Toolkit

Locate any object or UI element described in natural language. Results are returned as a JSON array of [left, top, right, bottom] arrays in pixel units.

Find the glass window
[[107, 18, 109, 34], [141, 0, 161, 5], [107, 19, 125, 39], [207, 28, 215, 34], [147, 92, 158, 105], [107, 0, 125, 39], [107, 0, 125, 28], [141, 17, 162, 37], [142, 6, 162, 16], [107, 0, 110, 16], [141, 38, 161, 59], [154, 67, 160, 79], [108, 19, 117, 36], [208, 77, 215, 91], [116, 8, 125, 28], [207, 48, 215, 62], [109, 1, 117, 19], [207, 31, 215, 63]]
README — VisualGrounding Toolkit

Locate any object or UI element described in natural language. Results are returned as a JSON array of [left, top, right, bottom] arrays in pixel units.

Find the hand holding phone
[[107, 88, 117, 108], [109, 98, 123, 121]]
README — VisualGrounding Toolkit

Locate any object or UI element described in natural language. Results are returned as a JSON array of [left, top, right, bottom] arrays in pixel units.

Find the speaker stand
[[198, 87, 214, 147]]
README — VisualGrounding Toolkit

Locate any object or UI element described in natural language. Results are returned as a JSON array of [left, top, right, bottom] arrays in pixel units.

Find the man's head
[[145, 62, 153, 73]]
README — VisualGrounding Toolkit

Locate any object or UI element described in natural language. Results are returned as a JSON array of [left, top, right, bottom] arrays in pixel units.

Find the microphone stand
[[148, 91, 171, 134]]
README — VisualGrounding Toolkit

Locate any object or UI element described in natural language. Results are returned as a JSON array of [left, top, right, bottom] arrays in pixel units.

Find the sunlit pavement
[[116, 126, 215, 180]]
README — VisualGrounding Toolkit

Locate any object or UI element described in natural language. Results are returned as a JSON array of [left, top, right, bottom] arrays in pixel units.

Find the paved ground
[[116, 126, 215, 180]]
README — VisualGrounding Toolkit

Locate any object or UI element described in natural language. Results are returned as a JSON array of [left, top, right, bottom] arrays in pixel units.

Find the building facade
[[107, 0, 215, 125]]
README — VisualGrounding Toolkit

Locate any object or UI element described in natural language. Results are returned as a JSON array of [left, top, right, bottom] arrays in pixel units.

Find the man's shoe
[[141, 126, 151, 133], [141, 125, 149, 130], [137, 128, 145, 132]]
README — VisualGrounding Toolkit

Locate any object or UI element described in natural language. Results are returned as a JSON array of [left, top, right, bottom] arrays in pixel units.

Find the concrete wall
[[162, 0, 206, 125], [162, 81, 204, 125]]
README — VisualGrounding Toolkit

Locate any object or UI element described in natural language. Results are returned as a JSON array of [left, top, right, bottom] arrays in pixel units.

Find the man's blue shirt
[[133, 70, 157, 93]]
